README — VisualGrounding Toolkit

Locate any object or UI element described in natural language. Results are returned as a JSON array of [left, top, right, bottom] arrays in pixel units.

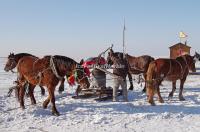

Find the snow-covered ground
[[1, 58, 200, 132]]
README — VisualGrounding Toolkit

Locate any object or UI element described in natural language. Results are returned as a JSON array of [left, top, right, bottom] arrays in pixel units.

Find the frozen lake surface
[[0, 58, 200, 132]]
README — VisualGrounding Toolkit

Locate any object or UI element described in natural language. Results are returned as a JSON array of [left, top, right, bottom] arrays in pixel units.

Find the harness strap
[[182, 56, 189, 70], [50, 56, 63, 80], [74, 69, 88, 82], [125, 54, 144, 73], [175, 59, 184, 78], [166, 59, 172, 76]]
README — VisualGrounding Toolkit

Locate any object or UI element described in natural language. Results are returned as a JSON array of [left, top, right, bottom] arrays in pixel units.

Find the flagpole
[[123, 19, 126, 58]]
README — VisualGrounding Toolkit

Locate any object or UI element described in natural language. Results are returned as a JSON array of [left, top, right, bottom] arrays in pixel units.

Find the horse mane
[[54, 55, 77, 64], [176, 54, 190, 61], [11, 53, 37, 62], [50, 55, 78, 72], [14, 53, 35, 58]]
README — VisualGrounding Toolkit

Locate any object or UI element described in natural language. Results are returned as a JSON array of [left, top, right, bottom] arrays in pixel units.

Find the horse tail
[[146, 61, 157, 105], [146, 61, 157, 90]]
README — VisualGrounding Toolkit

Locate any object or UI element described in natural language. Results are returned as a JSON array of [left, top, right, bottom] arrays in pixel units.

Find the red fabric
[[68, 75, 75, 86], [84, 67, 91, 77], [83, 57, 106, 68]]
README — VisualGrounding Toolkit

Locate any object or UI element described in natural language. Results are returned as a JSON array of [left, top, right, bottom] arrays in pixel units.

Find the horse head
[[185, 54, 196, 72], [107, 49, 113, 65], [194, 51, 200, 62], [74, 59, 90, 89], [107, 49, 124, 65], [4, 52, 17, 72]]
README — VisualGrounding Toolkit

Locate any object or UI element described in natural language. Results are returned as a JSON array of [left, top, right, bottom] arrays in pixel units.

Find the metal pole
[[123, 19, 126, 58]]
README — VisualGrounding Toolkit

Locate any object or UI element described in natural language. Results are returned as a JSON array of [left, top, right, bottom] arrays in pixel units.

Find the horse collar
[[50, 56, 63, 80], [182, 56, 189, 70], [175, 59, 184, 78]]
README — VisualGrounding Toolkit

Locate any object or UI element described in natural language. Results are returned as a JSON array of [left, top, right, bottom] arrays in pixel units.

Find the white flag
[[179, 31, 188, 38]]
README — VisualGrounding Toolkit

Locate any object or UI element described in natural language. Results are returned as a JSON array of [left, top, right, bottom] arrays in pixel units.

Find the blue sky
[[0, 0, 200, 60]]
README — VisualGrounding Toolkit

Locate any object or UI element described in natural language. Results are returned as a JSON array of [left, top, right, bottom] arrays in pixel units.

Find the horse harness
[[50, 56, 63, 80], [165, 56, 189, 80], [125, 55, 145, 74], [73, 68, 88, 83]]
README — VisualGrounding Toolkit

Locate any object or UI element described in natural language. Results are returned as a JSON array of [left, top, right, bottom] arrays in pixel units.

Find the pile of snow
[[1, 58, 200, 132]]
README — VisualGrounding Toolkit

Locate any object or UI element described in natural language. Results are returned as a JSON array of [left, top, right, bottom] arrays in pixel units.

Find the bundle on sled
[[73, 57, 122, 101]]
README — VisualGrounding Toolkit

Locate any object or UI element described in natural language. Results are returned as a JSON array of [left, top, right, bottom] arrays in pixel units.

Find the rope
[[50, 56, 63, 80]]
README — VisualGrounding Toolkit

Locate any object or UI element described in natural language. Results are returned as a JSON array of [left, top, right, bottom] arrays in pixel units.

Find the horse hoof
[[129, 86, 133, 91], [21, 106, 25, 109], [179, 97, 185, 101], [72, 96, 78, 99], [31, 102, 36, 105], [58, 86, 64, 94], [159, 99, 164, 103], [52, 111, 60, 116], [43, 103, 48, 109], [41, 91, 45, 96], [148, 101, 155, 106], [142, 88, 146, 93], [168, 96, 172, 101]]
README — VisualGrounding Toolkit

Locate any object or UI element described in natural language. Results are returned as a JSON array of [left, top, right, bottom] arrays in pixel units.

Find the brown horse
[[107, 49, 154, 92], [125, 54, 154, 91], [4, 53, 66, 97], [4, 53, 45, 97], [146, 54, 196, 105], [6, 55, 90, 116]]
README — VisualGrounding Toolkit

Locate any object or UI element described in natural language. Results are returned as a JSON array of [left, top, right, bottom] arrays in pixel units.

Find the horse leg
[[113, 79, 119, 102], [29, 84, 36, 105], [43, 95, 50, 109], [146, 79, 156, 106], [58, 78, 65, 94], [121, 80, 128, 102], [128, 72, 134, 90], [168, 81, 176, 100], [15, 86, 20, 102], [75, 85, 81, 97], [156, 82, 164, 103], [147, 86, 155, 106], [142, 73, 147, 93], [19, 84, 25, 109], [39, 86, 45, 96], [48, 86, 60, 116], [179, 78, 186, 101]]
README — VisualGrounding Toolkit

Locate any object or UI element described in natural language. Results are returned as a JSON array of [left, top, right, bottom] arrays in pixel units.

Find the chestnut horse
[[107, 49, 154, 92], [4, 53, 66, 97], [6, 55, 90, 116], [146, 54, 197, 105]]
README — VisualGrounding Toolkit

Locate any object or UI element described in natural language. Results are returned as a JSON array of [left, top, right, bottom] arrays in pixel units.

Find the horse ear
[[195, 51, 197, 56], [110, 49, 114, 56], [79, 59, 84, 65], [110, 49, 114, 53]]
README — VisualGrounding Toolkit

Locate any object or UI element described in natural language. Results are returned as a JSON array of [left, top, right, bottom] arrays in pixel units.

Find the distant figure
[[107, 49, 128, 102]]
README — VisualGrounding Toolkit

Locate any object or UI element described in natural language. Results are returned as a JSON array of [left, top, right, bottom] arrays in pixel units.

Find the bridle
[[73, 68, 88, 82], [6, 57, 17, 71]]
